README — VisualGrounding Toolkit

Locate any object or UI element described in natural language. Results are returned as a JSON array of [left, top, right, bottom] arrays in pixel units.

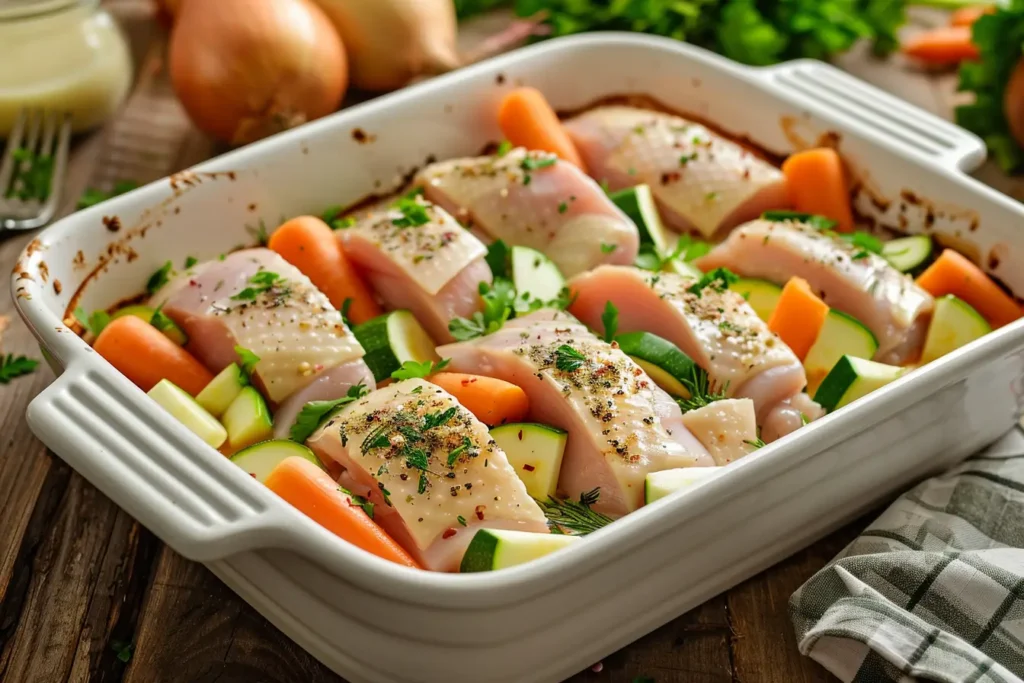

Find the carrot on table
[[497, 87, 586, 170], [427, 372, 529, 426], [781, 148, 855, 233], [265, 457, 420, 569], [768, 277, 829, 360], [950, 5, 994, 27], [901, 26, 979, 65], [267, 215, 381, 325], [916, 249, 1021, 328], [93, 315, 212, 395]]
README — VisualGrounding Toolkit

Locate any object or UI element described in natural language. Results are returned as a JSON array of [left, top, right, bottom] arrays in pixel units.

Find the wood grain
[[0, 4, 1017, 683]]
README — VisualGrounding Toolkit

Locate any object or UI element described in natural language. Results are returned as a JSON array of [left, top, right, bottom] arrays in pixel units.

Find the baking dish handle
[[25, 361, 293, 562], [757, 60, 987, 173]]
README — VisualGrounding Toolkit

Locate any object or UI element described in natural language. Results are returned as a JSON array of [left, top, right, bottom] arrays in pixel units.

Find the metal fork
[[0, 108, 72, 232]]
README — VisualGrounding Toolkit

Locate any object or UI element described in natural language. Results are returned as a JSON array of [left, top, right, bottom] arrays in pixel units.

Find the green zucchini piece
[[644, 467, 723, 505], [615, 331, 696, 398], [490, 423, 567, 500], [222, 386, 273, 451], [803, 310, 878, 394], [353, 310, 439, 382], [813, 355, 907, 412], [727, 278, 783, 322], [195, 363, 247, 418], [882, 235, 933, 274], [920, 295, 991, 365], [460, 528, 580, 572], [231, 439, 323, 483], [148, 379, 227, 449], [510, 245, 566, 303]]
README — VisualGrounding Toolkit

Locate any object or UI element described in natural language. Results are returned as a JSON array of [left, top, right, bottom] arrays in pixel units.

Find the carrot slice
[[427, 372, 529, 426], [93, 315, 213, 395], [950, 5, 994, 27], [265, 456, 420, 569], [916, 249, 1021, 328], [768, 277, 830, 360], [497, 87, 586, 170], [267, 216, 381, 325], [781, 148, 856, 233], [902, 26, 980, 65]]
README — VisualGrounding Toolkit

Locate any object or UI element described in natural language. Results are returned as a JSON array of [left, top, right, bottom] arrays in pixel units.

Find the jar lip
[[0, 0, 95, 22]]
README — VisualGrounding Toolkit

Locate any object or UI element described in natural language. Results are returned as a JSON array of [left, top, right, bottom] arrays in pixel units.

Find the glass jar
[[0, 0, 133, 137]]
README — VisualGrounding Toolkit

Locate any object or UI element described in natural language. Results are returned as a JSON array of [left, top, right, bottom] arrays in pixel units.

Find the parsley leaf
[[600, 242, 617, 254], [234, 346, 261, 380], [686, 268, 739, 298], [149, 306, 175, 333], [485, 239, 510, 278], [762, 210, 837, 231], [340, 298, 353, 329], [339, 487, 375, 519], [289, 383, 370, 443], [447, 436, 473, 467], [322, 205, 355, 230], [521, 156, 557, 171], [423, 406, 458, 431], [75, 307, 111, 337], [0, 354, 39, 384], [391, 197, 431, 228], [448, 278, 515, 340], [842, 231, 883, 255], [601, 301, 618, 343], [744, 437, 768, 449], [146, 261, 173, 295], [184, 256, 198, 269], [391, 358, 451, 381], [554, 344, 586, 372], [231, 270, 282, 301], [496, 140, 513, 156]]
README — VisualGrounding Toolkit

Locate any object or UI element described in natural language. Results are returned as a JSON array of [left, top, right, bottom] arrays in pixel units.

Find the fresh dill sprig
[[539, 488, 613, 535]]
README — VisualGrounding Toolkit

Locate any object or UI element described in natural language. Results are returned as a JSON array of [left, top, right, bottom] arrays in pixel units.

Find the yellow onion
[[310, 0, 460, 92], [170, 0, 347, 145]]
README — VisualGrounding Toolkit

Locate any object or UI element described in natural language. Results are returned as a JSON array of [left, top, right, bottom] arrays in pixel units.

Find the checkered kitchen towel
[[790, 428, 1024, 683]]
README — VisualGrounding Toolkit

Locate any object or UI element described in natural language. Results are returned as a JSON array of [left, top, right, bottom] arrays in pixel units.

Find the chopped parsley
[[391, 358, 450, 381], [290, 384, 370, 443], [149, 306, 176, 334], [842, 231, 883, 257], [679, 153, 697, 166], [234, 346, 261, 380], [231, 270, 283, 301], [554, 344, 586, 372], [146, 261, 173, 295], [744, 437, 768, 449], [447, 436, 473, 466], [391, 197, 431, 228], [496, 140, 513, 157], [558, 201, 568, 214], [705, 191, 719, 201], [635, 235, 711, 272], [340, 298, 353, 328], [322, 204, 356, 230], [762, 210, 837, 231], [520, 155, 556, 185], [339, 486, 375, 519], [423, 406, 458, 431], [75, 307, 111, 337], [448, 275, 575, 341], [0, 354, 39, 384], [686, 267, 739, 298], [600, 242, 617, 254], [183, 256, 198, 269], [601, 301, 618, 343], [457, 515, 468, 526]]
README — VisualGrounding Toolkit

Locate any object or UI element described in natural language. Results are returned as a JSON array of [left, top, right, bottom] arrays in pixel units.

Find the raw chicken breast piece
[[438, 309, 713, 516], [695, 219, 935, 364], [153, 248, 368, 406], [415, 148, 638, 277], [568, 265, 814, 439], [679, 398, 759, 465], [272, 361, 376, 440], [564, 106, 789, 238], [306, 379, 548, 572], [340, 198, 491, 344]]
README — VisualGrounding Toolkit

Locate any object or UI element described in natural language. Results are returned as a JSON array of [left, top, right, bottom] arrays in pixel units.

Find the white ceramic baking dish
[[14, 34, 1024, 683]]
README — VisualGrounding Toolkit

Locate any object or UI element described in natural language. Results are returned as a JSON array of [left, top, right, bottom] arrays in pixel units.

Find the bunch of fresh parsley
[[458, 0, 907, 66], [956, 0, 1024, 172]]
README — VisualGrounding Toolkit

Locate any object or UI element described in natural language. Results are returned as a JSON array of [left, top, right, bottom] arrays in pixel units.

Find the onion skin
[[310, 0, 460, 91], [170, 0, 347, 145], [1005, 56, 1024, 151]]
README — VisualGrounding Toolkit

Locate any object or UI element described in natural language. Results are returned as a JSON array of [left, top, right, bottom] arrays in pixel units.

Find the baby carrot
[[428, 372, 529, 426], [267, 216, 381, 325], [93, 315, 212, 395], [768, 277, 830, 360], [497, 87, 586, 170], [781, 148, 856, 233], [902, 26, 979, 65], [916, 249, 1021, 328], [265, 456, 420, 569]]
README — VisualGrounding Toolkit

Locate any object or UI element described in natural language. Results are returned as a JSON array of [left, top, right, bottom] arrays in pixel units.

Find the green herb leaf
[[485, 239, 510, 278], [246, 219, 270, 246], [75, 307, 111, 337], [600, 242, 617, 254], [290, 383, 369, 443], [6, 148, 53, 201], [762, 210, 837, 231], [340, 487, 375, 519], [447, 436, 473, 467], [601, 301, 618, 343], [146, 261, 173, 295], [842, 231, 883, 255], [149, 306, 175, 333], [231, 270, 283, 301], [676, 365, 729, 414], [520, 156, 557, 171], [234, 346, 261, 380], [391, 197, 431, 228], [423, 406, 458, 431], [184, 256, 198, 269], [539, 488, 613, 535], [686, 267, 739, 298], [554, 344, 586, 372], [110, 639, 134, 663], [391, 358, 451, 381], [340, 298, 353, 328], [0, 354, 39, 384], [744, 437, 768, 449], [496, 140, 513, 157], [417, 470, 429, 494]]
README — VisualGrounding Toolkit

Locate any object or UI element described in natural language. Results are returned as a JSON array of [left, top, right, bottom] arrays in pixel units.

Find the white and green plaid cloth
[[791, 428, 1024, 683]]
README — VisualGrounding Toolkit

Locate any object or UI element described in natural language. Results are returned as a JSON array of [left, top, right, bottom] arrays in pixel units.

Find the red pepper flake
[[522, 464, 535, 472], [461, 377, 478, 386], [475, 505, 486, 520], [517, 429, 524, 441], [442, 527, 457, 539]]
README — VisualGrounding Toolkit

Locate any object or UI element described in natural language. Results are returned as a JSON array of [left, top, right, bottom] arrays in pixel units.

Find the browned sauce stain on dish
[[496, 73, 506, 85], [72, 250, 86, 269], [248, 203, 257, 212], [24, 238, 44, 257], [37, 262, 48, 283], [103, 215, 121, 232], [52, 279, 61, 295], [351, 128, 377, 144]]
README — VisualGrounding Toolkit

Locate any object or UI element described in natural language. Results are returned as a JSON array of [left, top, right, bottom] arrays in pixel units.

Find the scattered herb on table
[[0, 354, 39, 384]]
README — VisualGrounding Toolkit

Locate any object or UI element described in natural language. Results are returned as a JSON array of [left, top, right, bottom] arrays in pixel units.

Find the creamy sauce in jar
[[0, 0, 132, 136]]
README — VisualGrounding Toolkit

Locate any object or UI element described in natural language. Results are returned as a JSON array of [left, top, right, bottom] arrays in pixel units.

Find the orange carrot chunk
[[497, 87, 586, 170], [781, 148, 856, 234], [267, 215, 381, 325], [93, 315, 213, 395], [950, 5, 994, 27], [265, 457, 420, 569], [916, 249, 1021, 328], [427, 372, 529, 426], [902, 26, 980, 65], [768, 277, 830, 360]]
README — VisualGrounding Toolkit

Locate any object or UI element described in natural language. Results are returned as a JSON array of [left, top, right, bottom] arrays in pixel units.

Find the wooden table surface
[[3, 4, 1022, 682]]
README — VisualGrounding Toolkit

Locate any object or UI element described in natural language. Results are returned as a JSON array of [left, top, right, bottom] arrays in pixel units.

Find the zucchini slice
[[231, 439, 323, 483], [510, 245, 566, 302], [920, 295, 991, 365], [615, 331, 696, 398], [490, 423, 567, 500], [803, 310, 879, 394], [353, 310, 439, 382], [195, 363, 247, 418], [882, 235, 933, 274], [814, 355, 907, 412], [460, 528, 580, 572], [148, 379, 227, 449], [610, 184, 672, 253], [728, 278, 782, 322], [644, 467, 723, 505], [222, 386, 274, 451]]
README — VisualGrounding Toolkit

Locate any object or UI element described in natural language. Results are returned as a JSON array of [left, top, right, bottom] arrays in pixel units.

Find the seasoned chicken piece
[[679, 399, 759, 465], [564, 106, 789, 238], [438, 309, 713, 516], [568, 266, 815, 439], [306, 379, 548, 572], [340, 198, 490, 344], [696, 220, 935, 364], [415, 148, 639, 277], [271, 362, 375, 440], [153, 248, 369, 407]]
